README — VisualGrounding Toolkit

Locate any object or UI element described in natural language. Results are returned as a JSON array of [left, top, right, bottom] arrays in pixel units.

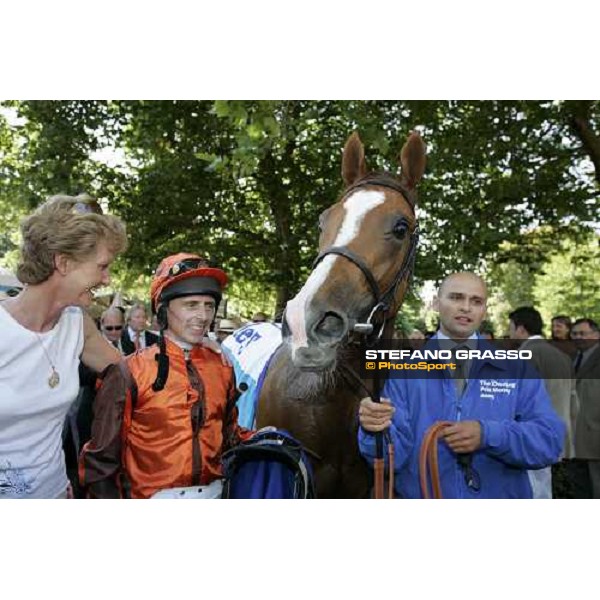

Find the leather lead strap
[[419, 421, 452, 499]]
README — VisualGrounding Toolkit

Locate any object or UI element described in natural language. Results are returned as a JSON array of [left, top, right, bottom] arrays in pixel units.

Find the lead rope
[[384, 430, 394, 499], [419, 421, 452, 499], [338, 361, 394, 499], [371, 358, 395, 499], [372, 360, 384, 500]]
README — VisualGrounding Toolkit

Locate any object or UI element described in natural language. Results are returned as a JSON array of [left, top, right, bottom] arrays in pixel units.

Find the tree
[[534, 235, 600, 323], [1, 100, 598, 315], [486, 232, 600, 335]]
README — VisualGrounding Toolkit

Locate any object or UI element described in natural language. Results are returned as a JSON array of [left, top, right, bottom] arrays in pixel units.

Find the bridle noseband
[[312, 176, 420, 341]]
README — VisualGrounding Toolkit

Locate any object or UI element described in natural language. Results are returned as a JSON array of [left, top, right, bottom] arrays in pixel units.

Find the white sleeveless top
[[0, 304, 84, 498]]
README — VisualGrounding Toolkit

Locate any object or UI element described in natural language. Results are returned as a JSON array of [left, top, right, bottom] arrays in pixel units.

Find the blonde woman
[[0, 194, 128, 498]]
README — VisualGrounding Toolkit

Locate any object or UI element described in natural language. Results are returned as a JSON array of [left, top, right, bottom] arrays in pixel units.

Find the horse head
[[285, 131, 426, 370]]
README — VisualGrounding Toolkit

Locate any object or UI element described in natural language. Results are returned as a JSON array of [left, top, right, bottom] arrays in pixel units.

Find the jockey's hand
[[202, 337, 232, 367], [358, 397, 394, 433], [442, 421, 482, 453]]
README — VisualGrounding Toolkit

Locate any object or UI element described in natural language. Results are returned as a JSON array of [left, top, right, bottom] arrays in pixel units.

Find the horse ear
[[399, 131, 426, 190], [342, 132, 367, 186]]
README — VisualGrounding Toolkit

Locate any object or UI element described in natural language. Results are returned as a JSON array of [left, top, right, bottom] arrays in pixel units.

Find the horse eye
[[392, 218, 409, 239]]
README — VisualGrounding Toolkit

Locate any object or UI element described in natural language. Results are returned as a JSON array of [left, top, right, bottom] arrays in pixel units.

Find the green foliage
[[395, 286, 428, 334], [486, 255, 537, 334], [225, 278, 277, 321], [487, 232, 600, 335], [534, 235, 600, 323], [0, 100, 598, 316]]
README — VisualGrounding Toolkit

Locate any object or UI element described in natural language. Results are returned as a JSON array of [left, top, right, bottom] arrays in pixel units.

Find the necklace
[[35, 333, 60, 388]]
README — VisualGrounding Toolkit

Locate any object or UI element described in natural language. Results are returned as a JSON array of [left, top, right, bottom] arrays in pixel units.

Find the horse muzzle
[[285, 308, 349, 368], [291, 345, 337, 371]]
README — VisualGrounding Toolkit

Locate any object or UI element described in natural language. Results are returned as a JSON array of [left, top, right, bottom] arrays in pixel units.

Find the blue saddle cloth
[[221, 322, 282, 428]]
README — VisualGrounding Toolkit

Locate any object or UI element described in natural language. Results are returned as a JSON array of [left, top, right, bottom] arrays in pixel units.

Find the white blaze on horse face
[[286, 190, 386, 355], [334, 190, 386, 246], [286, 255, 336, 352]]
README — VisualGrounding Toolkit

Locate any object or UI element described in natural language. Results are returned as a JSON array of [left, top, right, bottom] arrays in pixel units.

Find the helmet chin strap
[[151, 302, 170, 392], [152, 330, 170, 392]]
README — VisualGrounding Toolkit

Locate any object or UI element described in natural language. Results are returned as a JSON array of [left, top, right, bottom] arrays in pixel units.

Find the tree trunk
[[566, 100, 600, 185], [275, 284, 292, 320]]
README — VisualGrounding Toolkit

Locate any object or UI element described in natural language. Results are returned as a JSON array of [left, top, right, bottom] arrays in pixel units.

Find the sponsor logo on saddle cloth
[[479, 379, 517, 400], [221, 322, 283, 429]]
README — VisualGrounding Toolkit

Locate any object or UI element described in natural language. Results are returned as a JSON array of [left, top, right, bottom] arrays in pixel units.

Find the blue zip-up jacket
[[358, 336, 565, 498]]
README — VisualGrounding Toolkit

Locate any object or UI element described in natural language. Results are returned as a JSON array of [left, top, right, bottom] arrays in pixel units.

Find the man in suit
[[509, 306, 574, 498], [100, 307, 125, 352], [571, 318, 600, 497], [121, 302, 159, 355]]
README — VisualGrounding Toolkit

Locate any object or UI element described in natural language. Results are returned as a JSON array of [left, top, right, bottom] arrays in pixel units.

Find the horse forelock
[[345, 171, 417, 213]]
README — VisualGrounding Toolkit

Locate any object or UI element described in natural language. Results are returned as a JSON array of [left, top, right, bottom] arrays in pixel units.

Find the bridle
[[311, 174, 420, 500], [312, 175, 420, 343]]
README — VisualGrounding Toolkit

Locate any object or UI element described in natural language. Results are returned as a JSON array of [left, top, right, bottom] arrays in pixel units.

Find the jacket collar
[[427, 334, 509, 373]]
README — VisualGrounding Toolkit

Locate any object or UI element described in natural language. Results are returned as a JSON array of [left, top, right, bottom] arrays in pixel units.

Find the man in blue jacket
[[358, 272, 565, 498]]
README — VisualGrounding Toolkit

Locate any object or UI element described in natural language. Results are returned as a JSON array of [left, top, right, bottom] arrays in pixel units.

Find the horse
[[255, 130, 426, 498]]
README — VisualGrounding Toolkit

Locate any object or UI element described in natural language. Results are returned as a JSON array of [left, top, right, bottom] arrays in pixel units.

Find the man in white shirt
[[121, 303, 158, 355]]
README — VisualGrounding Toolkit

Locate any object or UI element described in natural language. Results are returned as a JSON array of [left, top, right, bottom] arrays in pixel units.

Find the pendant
[[48, 369, 60, 388]]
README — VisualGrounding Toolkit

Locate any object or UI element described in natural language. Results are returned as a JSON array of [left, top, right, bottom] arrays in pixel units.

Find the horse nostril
[[313, 312, 346, 342]]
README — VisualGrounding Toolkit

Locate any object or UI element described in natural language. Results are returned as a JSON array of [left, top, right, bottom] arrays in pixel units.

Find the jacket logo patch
[[479, 379, 516, 399]]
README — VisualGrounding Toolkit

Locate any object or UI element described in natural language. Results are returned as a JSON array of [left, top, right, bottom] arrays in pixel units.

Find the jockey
[[79, 252, 254, 498]]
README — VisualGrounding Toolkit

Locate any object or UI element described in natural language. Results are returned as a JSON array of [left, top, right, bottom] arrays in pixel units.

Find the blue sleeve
[[358, 378, 414, 471], [479, 372, 565, 469]]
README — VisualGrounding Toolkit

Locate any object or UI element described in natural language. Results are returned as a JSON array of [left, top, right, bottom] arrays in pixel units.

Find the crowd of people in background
[[1, 193, 599, 499]]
